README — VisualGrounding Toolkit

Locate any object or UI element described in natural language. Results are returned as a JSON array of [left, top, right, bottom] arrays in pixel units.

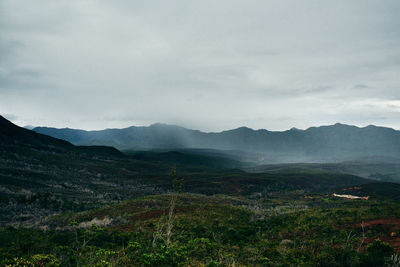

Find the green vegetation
[[1, 192, 400, 266]]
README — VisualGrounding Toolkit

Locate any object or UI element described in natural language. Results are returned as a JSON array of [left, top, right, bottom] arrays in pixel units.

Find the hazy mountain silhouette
[[33, 122, 400, 163]]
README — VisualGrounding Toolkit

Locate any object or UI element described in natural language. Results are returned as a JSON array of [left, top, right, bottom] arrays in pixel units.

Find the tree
[[153, 165, 184, 248]]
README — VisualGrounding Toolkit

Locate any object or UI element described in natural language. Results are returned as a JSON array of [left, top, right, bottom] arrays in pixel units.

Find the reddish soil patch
[[118, 206, 197, 232], [355, 218, 400, 251], [221, 182, 243, 193], [212, 181, 243, 193], [230, 184, 243, 193], [117, 200, 160, 214], [116, 205, 142, 214], [341, 186, 362, 191], [118, 223, 136, 232], [360, 218, 400, 230], [130, 209, 167, 221], [130, 206, 196, 221]]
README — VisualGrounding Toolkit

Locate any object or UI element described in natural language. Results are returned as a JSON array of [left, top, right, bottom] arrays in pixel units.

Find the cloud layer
[[1, 0, 400, 131]]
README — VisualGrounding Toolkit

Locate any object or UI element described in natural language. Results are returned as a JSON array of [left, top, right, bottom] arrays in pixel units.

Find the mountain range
[[33, 122, 400, 163], [2, 114, 378, 225]]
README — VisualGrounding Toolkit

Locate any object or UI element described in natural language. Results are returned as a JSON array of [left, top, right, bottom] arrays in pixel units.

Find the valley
[[1, 116, 400, 266]]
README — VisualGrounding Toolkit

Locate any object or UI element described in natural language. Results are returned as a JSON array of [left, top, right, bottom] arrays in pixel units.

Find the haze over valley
[[33, 122, 400, 164]]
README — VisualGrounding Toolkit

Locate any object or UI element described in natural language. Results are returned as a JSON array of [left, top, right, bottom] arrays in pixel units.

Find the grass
[[2, 192, 400, 266]]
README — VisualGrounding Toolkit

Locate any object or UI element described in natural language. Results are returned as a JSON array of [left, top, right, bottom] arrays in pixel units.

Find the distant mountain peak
[[230, 126, 254, 132], [147, 123, 193, 134], [150, 122, 170, 127], [237, 126, 252, 130], [290, 127, 303, 131], [333, 122, 351, 127], [23, 125, 35, 130]]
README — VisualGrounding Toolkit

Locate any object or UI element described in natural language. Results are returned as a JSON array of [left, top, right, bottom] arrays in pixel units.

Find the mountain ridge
[[32, 121, 400, 163], [33, 121, 400, 134]]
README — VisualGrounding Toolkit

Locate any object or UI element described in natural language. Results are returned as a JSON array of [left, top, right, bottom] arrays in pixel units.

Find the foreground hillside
[[2, 192, 400, 266]]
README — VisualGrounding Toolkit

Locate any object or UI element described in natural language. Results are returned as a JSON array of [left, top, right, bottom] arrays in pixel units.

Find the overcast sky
[[1, 1, 399, 132]]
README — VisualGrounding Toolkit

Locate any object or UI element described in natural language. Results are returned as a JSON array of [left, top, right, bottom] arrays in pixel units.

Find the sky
[[1, 0, 400, 132]]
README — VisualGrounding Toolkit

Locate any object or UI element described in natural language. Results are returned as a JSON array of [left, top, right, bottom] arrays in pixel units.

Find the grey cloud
[[353, 84, 369, 89], [0, 0, 399, 131], [0, 67, 45, 91]]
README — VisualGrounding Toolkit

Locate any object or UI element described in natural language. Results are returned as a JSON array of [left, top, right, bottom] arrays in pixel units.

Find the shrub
[[5, 254, 59, 267], [142, 244, 188, 266], [360, 239, 394, 266]]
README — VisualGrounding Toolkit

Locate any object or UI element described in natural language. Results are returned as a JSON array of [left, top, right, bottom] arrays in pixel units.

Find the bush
[[360, 239, 394, 266], [5, 254, 59, 267], [142, 244, 188, 266]]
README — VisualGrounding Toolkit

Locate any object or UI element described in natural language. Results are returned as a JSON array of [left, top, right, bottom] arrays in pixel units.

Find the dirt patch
[[130, 209, 167, 221], [230, 184, 243, 193], [341, 186, 362, 191], [129, 206, 197, 221], [77, 202, 147, 221], [212, 182, 243, 194], [355, 218, 400, 251], [118, 223, 137, 232], [360, 218, 400, 230], [117, 206, 198, 232], [332, 193, 369, 200]]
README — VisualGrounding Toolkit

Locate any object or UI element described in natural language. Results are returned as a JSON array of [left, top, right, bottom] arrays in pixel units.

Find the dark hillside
[[0, 115, 72, 150], [1, 115, 123, 157]]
